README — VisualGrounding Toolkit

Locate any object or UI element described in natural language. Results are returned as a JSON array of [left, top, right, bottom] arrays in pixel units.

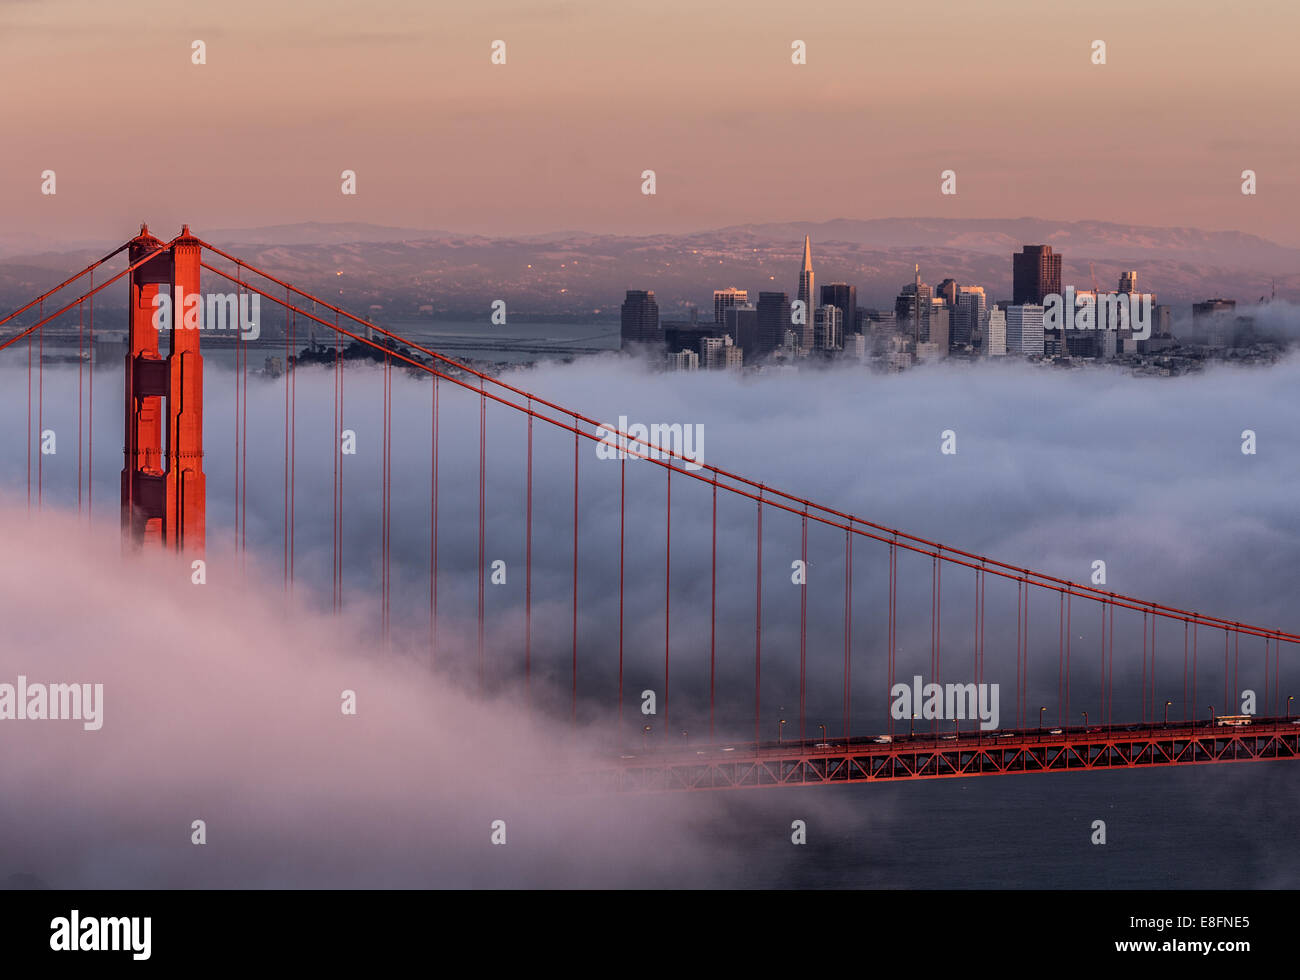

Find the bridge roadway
[[586, 717, 1300, 792]]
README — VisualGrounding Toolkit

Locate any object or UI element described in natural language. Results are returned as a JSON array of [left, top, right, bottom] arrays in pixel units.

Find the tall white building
[[986, 307, 1007, 356], [1005, 304, 1045, 356]]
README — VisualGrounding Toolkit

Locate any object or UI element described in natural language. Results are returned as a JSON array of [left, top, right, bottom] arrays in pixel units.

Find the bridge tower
[[121, 224, 205, 552]]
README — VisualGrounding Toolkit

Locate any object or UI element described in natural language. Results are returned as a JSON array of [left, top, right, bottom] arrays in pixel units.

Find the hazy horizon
[[6, 213, 1297, 251]]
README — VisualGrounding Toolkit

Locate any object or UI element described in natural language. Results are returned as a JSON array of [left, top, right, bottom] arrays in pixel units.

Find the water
[[680, 763, 1299, 888]]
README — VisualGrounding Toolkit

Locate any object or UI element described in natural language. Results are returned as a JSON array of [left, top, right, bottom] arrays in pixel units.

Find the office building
[[986, 306, 1007, 356], [1193, 298, 1236, 348], [927, 299, 949, 355], [894, 266, 932, 342], [620, 289, 659, 346], [1012, 245, 1062, 305], [953, 286, 986, 349], [820, 282, 857, 337], [797, 236, 815, 315], [813, 304, 843, 351], [722, 304, 759, 359], [755, 291, 791, 359], [1006, 304, 1045, 356], [713, 287, 747, 325], [700, 334, 728, 369]]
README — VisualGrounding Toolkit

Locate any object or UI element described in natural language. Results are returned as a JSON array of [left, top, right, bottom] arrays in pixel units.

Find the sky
[[1, 0, 1298, 245]]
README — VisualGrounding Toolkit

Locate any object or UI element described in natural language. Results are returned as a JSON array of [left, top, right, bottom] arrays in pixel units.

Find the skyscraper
[[1193, 298, 1236, 348], [927, 299, 949, 355], [894, 266, 932, 342], [756, 291, 791, 359], [1012, 245, 1062, 305], [723, 303, 759, 358], [819, 282, 857, 338], [713, 287, 748, 324], [813, 304, 843, 351], [620, 289, 659, 346], [953, 285, 986, 349], [1005, 304, 1045, 356], [797, 236, 815, 315], [986, 306, 1007, 356]]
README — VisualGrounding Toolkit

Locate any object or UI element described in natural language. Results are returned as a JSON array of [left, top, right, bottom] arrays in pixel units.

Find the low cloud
[[2, 348, 1298, 887]]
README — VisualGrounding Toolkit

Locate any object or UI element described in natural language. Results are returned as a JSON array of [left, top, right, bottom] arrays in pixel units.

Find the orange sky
[[2, 0, 1297, 244]]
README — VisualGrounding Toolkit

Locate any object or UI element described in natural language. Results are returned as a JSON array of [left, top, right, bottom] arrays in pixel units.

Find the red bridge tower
[[121, 224, 206, 552]]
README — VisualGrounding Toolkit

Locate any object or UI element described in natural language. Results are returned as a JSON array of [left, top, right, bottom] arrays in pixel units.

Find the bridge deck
[[586, 718, 1300, 792]]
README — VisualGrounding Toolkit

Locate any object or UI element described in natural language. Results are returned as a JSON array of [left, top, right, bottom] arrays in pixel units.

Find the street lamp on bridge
[[818, 724, 827, 747], [1039, 706, 1047, 731], [1289, 696, 1294, 719], [642, 725, 652, 751], [1164, 700, 1172, 726], [778, 719, 787, 744], [1081, 711, 1088, 728]]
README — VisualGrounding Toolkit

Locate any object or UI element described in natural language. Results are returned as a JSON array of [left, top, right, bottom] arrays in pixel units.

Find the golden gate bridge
[[2, 225, 1297, 792]]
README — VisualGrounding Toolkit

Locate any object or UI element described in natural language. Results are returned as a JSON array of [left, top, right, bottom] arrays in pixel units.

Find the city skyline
[[622, 231, 1275, 372]]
